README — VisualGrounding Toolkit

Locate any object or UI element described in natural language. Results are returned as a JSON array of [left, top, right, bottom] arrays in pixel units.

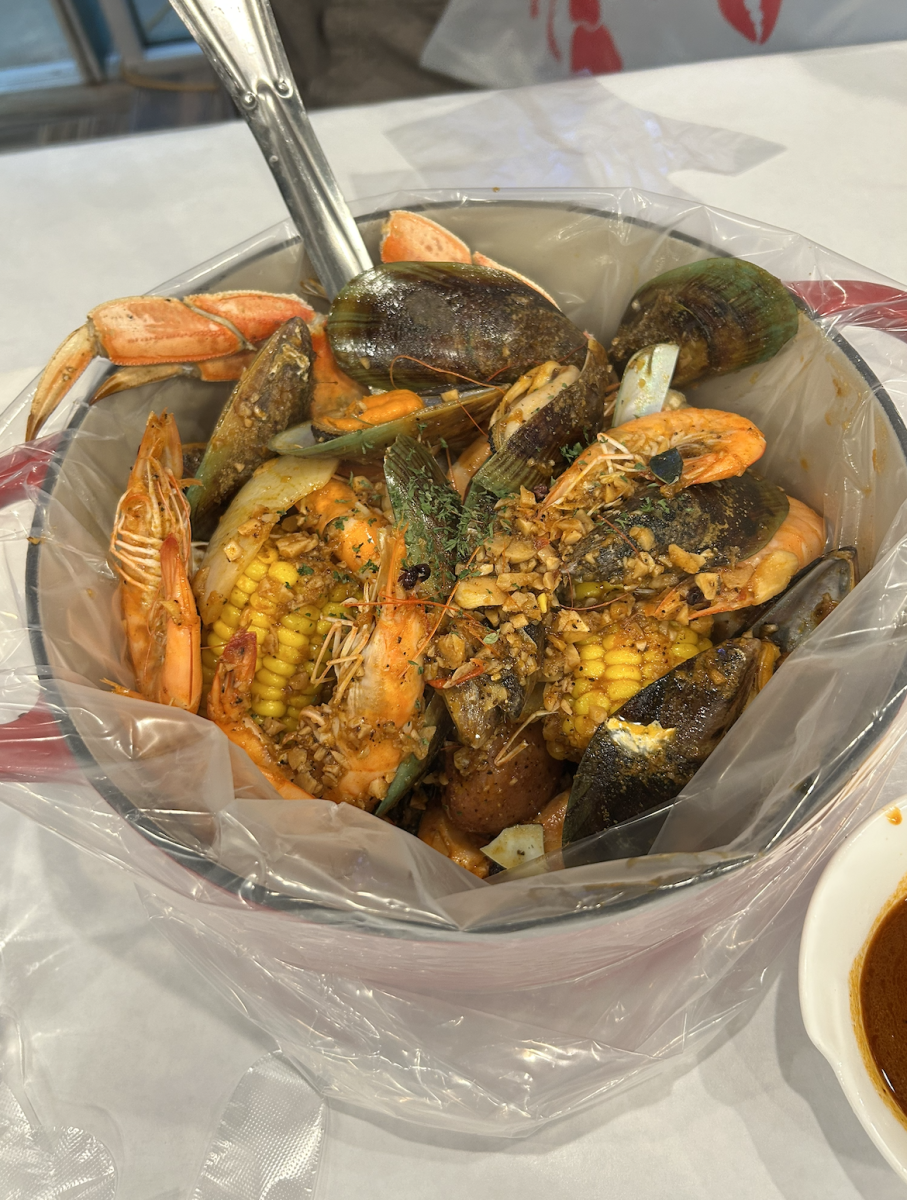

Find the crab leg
[[27, 290, 315, 440]]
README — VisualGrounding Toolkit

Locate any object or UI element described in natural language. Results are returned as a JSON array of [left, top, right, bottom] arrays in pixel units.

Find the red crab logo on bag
[[530, 0, 622, 74], [718, 0, 783, 44]]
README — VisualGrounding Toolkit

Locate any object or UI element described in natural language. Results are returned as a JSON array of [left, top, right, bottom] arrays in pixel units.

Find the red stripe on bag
[[788, 281, 907, 343]]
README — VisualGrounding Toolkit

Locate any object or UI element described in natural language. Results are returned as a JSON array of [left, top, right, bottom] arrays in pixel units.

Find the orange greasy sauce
[[860, 895, 907, 1118]]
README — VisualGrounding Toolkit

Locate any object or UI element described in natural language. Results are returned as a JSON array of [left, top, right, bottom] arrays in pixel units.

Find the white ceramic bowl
[[800, 800, 907, 1181]]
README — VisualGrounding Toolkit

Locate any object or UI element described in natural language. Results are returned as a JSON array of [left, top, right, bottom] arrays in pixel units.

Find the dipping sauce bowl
[[800, 800, 907, 1182]]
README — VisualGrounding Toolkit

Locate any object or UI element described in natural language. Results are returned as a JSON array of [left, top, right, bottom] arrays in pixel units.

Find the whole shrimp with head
[[108, 410, 201, 712]]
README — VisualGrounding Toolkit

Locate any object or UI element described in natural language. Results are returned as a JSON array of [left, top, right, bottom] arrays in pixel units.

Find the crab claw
[[27, 291, 316, 441], [379, 210, 558, 306]]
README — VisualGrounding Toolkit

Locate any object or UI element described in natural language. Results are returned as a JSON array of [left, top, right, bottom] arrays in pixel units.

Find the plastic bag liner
[[3, 188, 907, 1134]]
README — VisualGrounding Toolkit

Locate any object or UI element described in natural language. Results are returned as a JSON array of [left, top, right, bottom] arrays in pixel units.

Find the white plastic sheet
[[2, 189, 907, 1134]]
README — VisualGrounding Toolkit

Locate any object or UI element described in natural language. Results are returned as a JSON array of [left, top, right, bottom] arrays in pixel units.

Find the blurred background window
[[0, 0, 235, 152]]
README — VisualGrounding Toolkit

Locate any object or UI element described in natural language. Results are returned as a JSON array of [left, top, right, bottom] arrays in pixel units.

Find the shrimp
[[319, 528, 433, 808], [109, 411, 201, 711], [609, 406, 766, 486], [298, 478, 388, 574], [652, 495, 826, 619], [208, 630, 313, 799]]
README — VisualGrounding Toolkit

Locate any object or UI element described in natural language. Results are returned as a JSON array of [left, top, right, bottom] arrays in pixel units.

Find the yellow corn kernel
[[234, 573, 258, 594], [206, 630, 226, 649], [329, 582, 350, 602], [262, 655, 296, 678], [577, 659, 606, 680], [574, 715, 594, 741], [671, 642, 700, 662], [601, 633, 617, 651], [268, 560, 299, 587], [275, 644, 305, 665], [256, 667, 286, 687], [245, 559, 269, 582], [250, 626, 268, 644], [677, 627, 700, 643], [322, 602, 347, 620], [574, 690, 609, 717], [579, 644, 604, 661], [212, 619, 234, 642], [604, 663, 642, 682], [603, 648, 640, 666], [277, 626, 309, 649], [251, 699, 287, 718], [219, 603, 243, 629], [572, 679, 593, 699], [229, 588, 251, 608], [249, 610, 271, 630], [249, 591, 277, 614], [201, 648, 219, 668], [698, 638, 713, 651], [251, 681, 286, 701], [282, 612, 315, 635], [538, 593, 549, 614], [561, 717, 576, 737], [315, 619, 333, 637], [607, 679, 640, 703]]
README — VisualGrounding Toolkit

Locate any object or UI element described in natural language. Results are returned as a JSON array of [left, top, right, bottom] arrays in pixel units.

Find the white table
[[3, 39, 907, 1199]]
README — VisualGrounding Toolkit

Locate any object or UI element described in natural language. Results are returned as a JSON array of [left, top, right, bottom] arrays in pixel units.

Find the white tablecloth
[[3, 39, 907, 1199]]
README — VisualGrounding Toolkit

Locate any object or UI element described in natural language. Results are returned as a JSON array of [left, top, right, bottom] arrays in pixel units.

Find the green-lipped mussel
[[327, 262, 588, 392], [187, 317, 314, 539], [562, 472, 790, 589], [610, 258, 800, 387], [269, 386, 502, 464]]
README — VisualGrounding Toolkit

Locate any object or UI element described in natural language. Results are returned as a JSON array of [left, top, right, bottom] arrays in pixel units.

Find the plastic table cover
[[1, 39, 906, 1200]]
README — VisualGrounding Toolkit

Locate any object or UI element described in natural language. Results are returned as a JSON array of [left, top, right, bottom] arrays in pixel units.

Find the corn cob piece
[[545, 612, 712, 759], [200, 541, 359, 728]]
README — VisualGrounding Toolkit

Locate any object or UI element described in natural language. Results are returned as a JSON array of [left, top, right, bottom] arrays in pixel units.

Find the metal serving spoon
[[169, 0, 373, 299]]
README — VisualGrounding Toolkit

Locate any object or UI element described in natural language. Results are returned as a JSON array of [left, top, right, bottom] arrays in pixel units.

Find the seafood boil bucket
[[3, 188, 907, 1135]]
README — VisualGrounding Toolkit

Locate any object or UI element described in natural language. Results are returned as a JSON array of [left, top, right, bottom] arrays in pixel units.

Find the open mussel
[[456, 336, 617, 560], [746, 547, 857, 654], [327, 262, 588, 392], [610, 258, 799, 387], [269, 386, 501, 464], [563, 638, 762, 844], [563, 472, 790, 588], [187, 317, 314, 538]]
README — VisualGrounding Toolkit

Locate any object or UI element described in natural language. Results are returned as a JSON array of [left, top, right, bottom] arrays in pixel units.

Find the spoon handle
[[170, 0, 373, 298]]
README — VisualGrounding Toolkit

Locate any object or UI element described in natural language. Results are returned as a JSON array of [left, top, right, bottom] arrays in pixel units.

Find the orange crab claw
[[27, 290, 316, 441], [379, 210, 559, 306], [380, 210, 472, 264]]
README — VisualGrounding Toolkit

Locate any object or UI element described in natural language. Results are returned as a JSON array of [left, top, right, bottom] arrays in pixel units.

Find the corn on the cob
[[200, 540, 359, 728], [545, 612, 712, 759]]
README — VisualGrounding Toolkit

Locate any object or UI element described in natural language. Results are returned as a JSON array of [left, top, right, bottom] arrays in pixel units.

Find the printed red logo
[[531, 0, 622, 73], [718, 0, 782, 43]]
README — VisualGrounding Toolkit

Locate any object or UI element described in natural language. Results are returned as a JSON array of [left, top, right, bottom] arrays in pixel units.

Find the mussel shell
[[384, 435, 462, 600], [327, 262, 587, 392], [563, 473, 790, 585], [375, 693, 450, 817], [269, 387, 501, 464], [563, 638, 761, 844], [747, 547, 856, 654], [485, 336, 617, 486], [610, 258, 799, 387], [187, 317, 313, 539]]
